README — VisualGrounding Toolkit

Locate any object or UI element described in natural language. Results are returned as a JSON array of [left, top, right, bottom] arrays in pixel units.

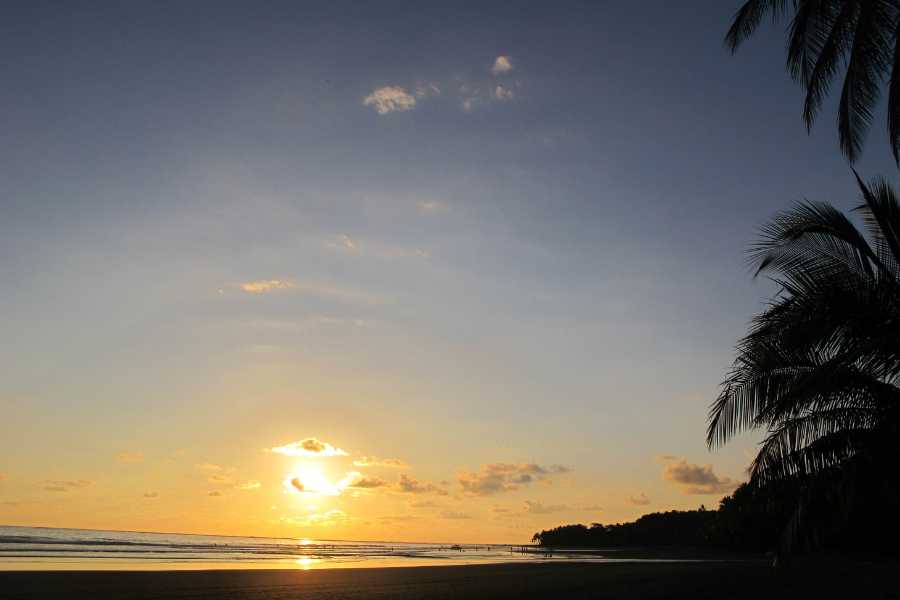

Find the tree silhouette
[[708, 173, 900, 558], [727, 0, 900, 163]]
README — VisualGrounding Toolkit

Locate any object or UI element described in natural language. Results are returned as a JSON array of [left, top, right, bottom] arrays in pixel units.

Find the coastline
[[2, 559, 897, 600]]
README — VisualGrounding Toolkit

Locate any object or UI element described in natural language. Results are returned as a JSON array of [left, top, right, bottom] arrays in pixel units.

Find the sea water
[[0, 525, 621, 570]]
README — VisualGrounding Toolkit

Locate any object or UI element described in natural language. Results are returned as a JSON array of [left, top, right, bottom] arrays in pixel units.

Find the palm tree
[[708, 173, 900, 558], [726, 0, 900, 163]]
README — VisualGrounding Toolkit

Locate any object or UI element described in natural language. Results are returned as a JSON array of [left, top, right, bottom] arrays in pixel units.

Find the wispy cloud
[[417, 200, 450, 214], [395, 474, 448, 495], [270, 438, 348, 457], [115, 451, 144, 464], [239, 279, 295, 294], [143, 491, 159, 498], [441, 510, 472, 520], [281, 509, 349, 527], [628, 493, 651, 506], [363, 86, 417, 114], [208, 473, 233, 485], [524, 500, 568, 514], [208, 490, 223, 497], [236, 480, 261, 490], [238, 279, 384, 306], [196, 463, 223, 472], [662, 458, 738, 495], [491, 55, 513, 75], [353, 456, 409, 469], [458, 463, 570, 496], [43, 480, 92, 493]]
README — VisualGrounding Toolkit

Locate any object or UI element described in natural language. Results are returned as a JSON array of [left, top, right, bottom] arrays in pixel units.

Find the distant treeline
[[532, 483, 791, 551], [532, 477, 900, 553]]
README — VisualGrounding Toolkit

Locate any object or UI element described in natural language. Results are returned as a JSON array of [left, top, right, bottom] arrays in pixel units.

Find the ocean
[[0, 525, 610, 571]]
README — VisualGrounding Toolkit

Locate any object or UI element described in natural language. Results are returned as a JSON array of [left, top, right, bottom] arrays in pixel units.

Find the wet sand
[[1, 560, 897, 599]]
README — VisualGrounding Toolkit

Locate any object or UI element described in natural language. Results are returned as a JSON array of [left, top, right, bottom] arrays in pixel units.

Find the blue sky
[[1, 1, 897, 540]]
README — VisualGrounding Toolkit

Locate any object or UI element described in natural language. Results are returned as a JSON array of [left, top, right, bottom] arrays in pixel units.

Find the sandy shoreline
[[1, 559, 897, 600]]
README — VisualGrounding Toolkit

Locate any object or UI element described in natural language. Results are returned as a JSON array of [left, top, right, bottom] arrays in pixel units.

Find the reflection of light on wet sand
[[299, 539, 312, 546], [295, 557, 317, 570]]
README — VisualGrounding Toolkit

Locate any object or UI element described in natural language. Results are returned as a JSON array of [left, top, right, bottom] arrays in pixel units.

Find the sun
[[284, 467, 343, 496]]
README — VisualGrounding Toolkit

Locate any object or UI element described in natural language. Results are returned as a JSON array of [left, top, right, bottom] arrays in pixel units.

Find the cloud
[[346, 475, 387, 489], [271, 438, 348, 458], [143, 491, 159, 498], [628, 493, 651, 506], [43, 480, 92, 493], [236, 480, 261, 490], [353, 456, 409, 469], [524, 500, 568, 514], [417, 200, 449, 214], [284, 470, 380, 496], [492, 507, 510, 513], [208, 490, 223, 497], [583, 504, 603, 511], [415, 81, 441, 98], [208, 473, 233, 485], [115, 452, 144, 464], [240, 279, 295, 294], [396, 474, 447, 495], [409, 500, 438, 509], [238, 280, 384, 306], [491, 55, 513, 75], [363, 86, 417, 114], [663, 459, 738, 495], [458, 463, 570, 496], [331, 234, 357, 251], [493, 85, 514, 101], [441, 510, 472, 520], [196, 463, 223, 472], [281, 509, 348, 527]]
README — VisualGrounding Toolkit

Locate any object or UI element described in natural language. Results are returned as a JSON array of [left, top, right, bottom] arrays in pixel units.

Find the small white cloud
[[236, 480, 262, 490], [491, 55, 513, 75], [493, 85, 514, 101], [330, 234, 357, 251], [271, 438, 348, 458], [363, 86, 417, 114]]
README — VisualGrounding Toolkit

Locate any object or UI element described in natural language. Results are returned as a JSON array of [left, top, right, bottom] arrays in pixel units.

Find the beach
[[2, 560, 898, 600]]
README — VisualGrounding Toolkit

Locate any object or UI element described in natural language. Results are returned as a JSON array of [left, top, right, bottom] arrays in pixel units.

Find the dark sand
[[2, 560, 898, 600]]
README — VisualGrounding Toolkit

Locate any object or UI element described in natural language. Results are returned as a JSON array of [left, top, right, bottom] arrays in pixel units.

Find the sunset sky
[[2, 1, 897, 543]]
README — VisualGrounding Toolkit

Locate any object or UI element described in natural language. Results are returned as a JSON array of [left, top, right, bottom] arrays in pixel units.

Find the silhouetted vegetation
[[532, 483, 788, 551], [533, 477, 900, 554], [727, 0, 900, 164]]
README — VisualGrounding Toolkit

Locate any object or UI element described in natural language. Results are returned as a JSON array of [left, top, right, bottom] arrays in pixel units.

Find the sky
[[2, 1, 898, 543]]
